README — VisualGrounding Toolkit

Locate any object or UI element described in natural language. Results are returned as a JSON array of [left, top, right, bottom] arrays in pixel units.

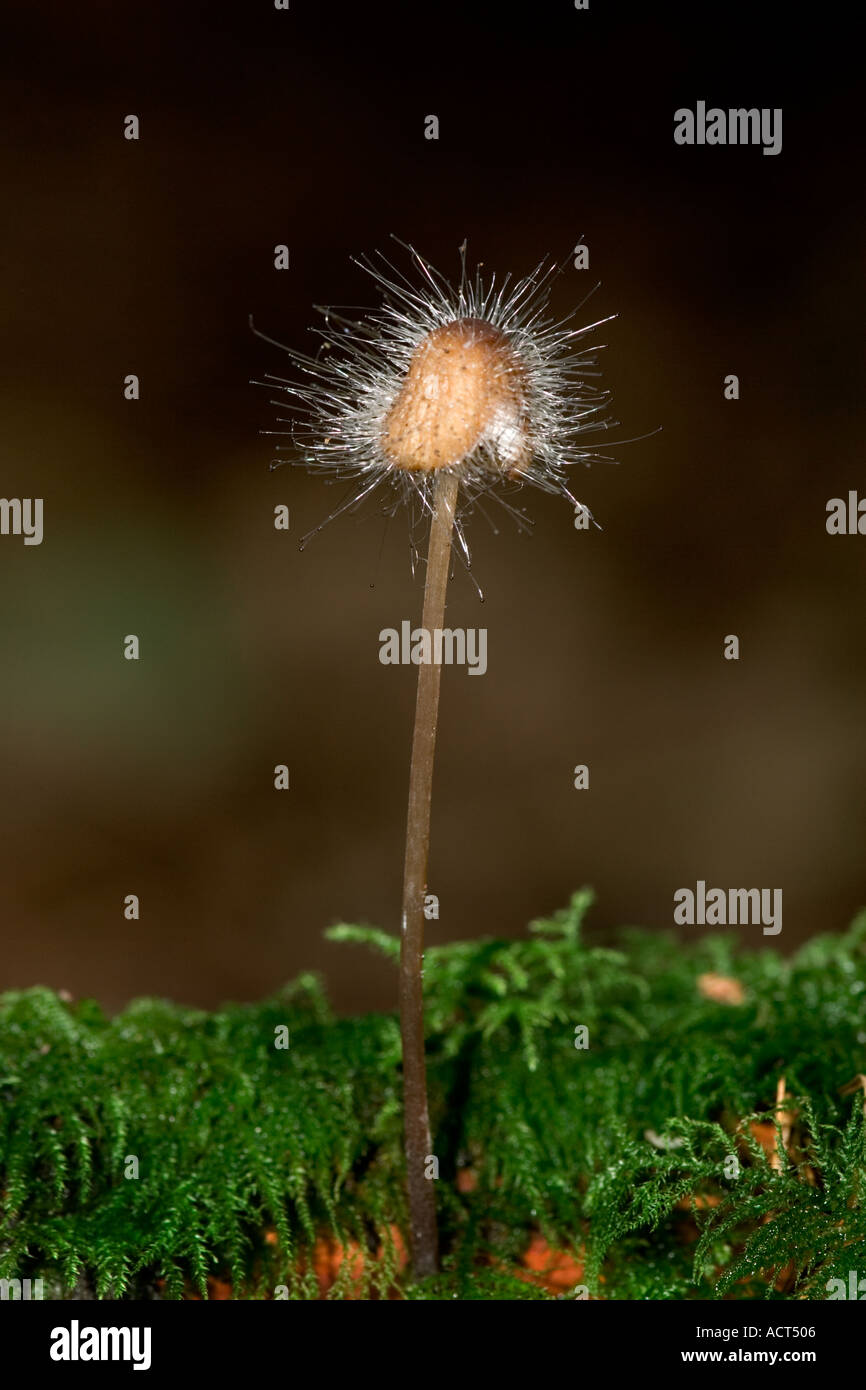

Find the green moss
[[1, 891, 864, 1299]]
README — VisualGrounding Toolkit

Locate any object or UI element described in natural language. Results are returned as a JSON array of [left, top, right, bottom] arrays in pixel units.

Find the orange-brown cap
[[381, 317, 531, 475]]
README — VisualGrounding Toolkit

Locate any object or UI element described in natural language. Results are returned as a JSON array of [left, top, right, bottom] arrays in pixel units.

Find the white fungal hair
[[252, 239, 620, 572]]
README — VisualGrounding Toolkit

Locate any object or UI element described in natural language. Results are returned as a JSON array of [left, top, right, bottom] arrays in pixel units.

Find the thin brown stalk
[[399, 467, 459, 1278]]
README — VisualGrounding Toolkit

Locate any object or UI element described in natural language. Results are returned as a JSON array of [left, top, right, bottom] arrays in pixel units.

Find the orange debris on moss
[[697, 973, 745, 1005], [311, 1224, 407, 1299], [514, 1235, 586, 1294]]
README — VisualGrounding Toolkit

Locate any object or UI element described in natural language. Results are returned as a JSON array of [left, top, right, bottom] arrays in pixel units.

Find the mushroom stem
[[399, 467, 459, 1278]]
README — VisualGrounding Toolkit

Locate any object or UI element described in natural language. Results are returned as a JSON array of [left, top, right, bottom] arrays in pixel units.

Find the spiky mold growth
[[255, 242, 619, 564]]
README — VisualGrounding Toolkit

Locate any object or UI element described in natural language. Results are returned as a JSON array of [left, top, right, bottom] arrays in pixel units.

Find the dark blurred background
[[1, 2, 863, 1015]]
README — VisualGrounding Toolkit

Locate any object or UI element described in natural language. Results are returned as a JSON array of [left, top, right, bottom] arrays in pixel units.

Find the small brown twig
[[770, 1075, 795, 1173], [839, 1073, 866, 1116]]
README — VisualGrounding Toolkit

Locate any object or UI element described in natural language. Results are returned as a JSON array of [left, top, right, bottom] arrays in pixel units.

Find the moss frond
[[2, 892, 864, 1299]]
